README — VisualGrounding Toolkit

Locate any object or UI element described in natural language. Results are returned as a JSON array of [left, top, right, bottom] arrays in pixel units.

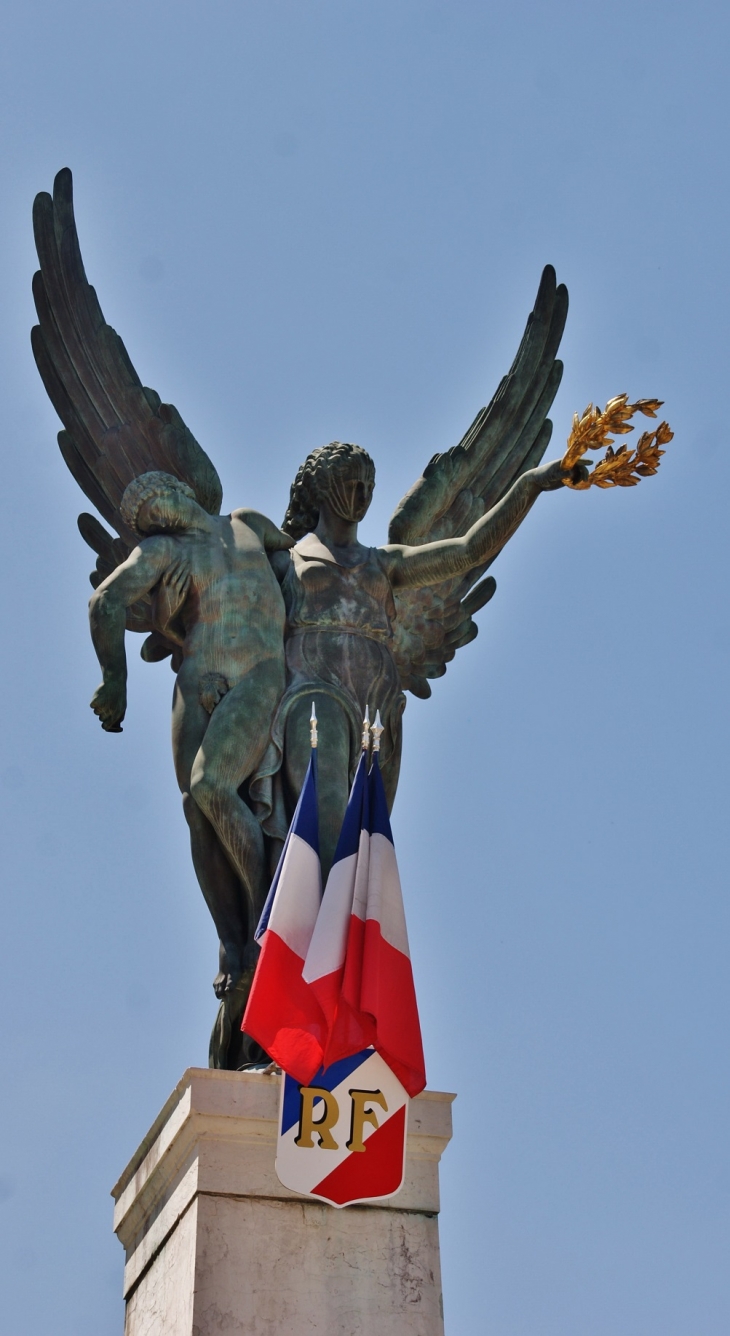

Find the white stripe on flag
[[350, 828, 371, 922], [267, 833, 322, 958], [360, 831, 410, 958], [302, 850, 357, 983]]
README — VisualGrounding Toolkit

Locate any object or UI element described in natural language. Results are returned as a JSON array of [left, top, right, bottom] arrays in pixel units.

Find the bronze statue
[[257, 439, 574, 883], [88, 470, 292, 999], [31, 168, 670, 1068]]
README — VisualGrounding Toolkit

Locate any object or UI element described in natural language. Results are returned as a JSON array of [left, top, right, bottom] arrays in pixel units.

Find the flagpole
[[370, 708, 384, 753], [361, 704, 371, 751], [310, 701, 318, 749]]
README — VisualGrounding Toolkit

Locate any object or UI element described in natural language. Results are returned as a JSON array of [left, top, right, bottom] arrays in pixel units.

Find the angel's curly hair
[[283, 442, 375, 540], [120, 471, 196, 534]]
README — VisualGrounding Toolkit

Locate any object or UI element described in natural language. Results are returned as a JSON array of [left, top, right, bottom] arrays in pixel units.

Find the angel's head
[[121, 471, 199, 536], [283, 442, 375, 540]]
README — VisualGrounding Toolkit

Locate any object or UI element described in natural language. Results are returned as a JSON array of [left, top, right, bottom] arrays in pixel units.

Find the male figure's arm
[[232, 508, 294, 552], [89, 538, 173, 731]]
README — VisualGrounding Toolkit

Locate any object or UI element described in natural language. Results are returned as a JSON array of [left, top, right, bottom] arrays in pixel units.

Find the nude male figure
[[88, 471, 292, 997]]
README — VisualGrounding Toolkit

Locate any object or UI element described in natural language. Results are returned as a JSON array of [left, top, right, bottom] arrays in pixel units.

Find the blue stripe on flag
[[280, 1048, 373, 1134], [330, 750, 369, 865], [367, 752, 393, 843], [255, 750, 319, 940], [292, 750, 319, 853]]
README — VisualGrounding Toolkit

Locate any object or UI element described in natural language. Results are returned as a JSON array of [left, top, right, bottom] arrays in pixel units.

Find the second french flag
[[243, 716, 426, 1097]]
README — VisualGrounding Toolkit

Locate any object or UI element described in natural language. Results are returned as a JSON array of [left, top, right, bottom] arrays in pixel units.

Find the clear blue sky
[[1, 2, 728, 1332]]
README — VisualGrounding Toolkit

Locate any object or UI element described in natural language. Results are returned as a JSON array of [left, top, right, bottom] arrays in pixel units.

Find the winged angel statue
[[33, 169, 587, 1067]]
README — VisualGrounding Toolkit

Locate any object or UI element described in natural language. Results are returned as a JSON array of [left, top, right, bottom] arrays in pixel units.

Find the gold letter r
[[295, 1086, 340, 1149]]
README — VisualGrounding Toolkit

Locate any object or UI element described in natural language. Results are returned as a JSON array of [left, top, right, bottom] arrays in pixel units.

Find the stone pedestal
[[112, 1067, 455, 1336]]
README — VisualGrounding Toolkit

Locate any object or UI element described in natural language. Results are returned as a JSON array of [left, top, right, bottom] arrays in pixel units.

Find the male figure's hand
[[90, 678, 127, 732]]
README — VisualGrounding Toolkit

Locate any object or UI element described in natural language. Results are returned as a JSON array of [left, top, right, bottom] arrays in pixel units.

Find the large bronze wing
[[31, 168, 222, 648], [387, 265, 568, 698]]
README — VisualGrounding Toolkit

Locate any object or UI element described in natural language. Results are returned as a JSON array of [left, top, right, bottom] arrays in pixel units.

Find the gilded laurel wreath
[[561, 394, 674, 489]]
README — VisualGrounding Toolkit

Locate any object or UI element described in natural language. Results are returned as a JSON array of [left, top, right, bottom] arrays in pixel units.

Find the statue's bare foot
[[213, 941, 244, 998], [212, 969, 229, 999]]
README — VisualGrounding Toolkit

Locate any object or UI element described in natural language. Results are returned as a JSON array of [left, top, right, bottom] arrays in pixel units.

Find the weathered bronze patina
[[32, 168, 664, 1069], [89, 471, 292, 1001]]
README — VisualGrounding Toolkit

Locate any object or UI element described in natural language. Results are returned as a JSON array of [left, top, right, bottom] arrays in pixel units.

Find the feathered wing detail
[[31, 167, 223, 653], [387, 266, 568, 698]]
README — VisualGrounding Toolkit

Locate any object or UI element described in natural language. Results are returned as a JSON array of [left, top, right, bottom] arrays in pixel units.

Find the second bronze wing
[[387, 265, 568, 698]]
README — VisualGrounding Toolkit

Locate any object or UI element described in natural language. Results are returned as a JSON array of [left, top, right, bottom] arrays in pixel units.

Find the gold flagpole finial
[[310, 702, 318, 749], [370, 709, 384, 753], [361, 704, 371, 751]]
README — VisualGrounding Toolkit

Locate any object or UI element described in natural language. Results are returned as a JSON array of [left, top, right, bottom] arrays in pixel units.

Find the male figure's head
[[121, 472, 200, 536]]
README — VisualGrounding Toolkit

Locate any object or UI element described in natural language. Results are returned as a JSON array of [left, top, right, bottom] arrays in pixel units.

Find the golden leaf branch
[[561, 394, 674, 490]]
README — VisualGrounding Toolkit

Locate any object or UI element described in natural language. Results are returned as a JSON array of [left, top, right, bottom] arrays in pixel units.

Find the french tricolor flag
[[303, 738, 426, 1098], [242, 745, 328, 1082]]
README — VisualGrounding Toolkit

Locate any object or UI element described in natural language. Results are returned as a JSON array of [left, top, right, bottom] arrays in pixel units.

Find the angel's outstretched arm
[[89, 538, 174, 730], [382, 458, 571, 591]]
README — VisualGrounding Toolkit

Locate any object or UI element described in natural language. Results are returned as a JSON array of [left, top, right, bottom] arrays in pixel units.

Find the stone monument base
[[112, 1067, 454, 1335]]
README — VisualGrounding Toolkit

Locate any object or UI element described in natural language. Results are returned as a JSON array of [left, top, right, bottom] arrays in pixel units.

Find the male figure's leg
[[189, 658, 284, 939], [172, 677, 249, 996]]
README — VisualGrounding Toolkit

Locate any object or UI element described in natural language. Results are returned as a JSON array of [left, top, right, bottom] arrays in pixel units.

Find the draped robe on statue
[[250, 536, 406, 848]]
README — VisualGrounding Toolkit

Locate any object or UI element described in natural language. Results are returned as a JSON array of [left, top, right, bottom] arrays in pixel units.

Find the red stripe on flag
[[309, 968, 343, 1034], [311, 1103, 407, 1205], [242, 931, 327, 1084], [323, 916, 426, 1097], [321, 916, 374, 1069], [358, 919, 426, 1097]]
